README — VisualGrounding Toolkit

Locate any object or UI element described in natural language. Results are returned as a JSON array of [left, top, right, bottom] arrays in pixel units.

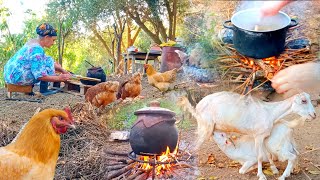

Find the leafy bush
[[179, 12, 219, 63]]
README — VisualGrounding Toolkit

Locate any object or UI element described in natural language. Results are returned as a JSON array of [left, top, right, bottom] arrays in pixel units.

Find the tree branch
[[126, 9, 162, 44]]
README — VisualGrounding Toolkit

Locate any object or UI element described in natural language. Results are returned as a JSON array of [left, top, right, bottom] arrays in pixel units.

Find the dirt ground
[[0, 71, 319, 180]]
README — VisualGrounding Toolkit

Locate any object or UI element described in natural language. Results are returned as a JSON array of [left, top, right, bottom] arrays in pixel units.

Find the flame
[[139, 146, 178, 175], [262, 56, 279, 68], [240, 58, 255, 68]]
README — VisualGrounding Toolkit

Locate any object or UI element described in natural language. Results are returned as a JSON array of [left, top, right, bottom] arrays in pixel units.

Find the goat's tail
[[277, 117, 305, 129], [177, 96, 215, 150]]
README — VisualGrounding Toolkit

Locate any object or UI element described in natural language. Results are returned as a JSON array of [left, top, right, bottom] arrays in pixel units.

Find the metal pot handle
[[288, 19, 298, 28], [223, 20, 235, 30]]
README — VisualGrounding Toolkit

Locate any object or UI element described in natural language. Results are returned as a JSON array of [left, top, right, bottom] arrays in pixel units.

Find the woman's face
[[43, 36, 57, 48]]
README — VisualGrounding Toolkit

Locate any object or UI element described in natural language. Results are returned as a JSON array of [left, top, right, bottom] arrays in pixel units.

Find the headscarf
[[36, 23, 57, 37]]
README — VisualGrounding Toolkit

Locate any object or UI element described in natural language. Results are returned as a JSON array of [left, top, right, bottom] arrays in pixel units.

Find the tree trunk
[[91, 27, 117, 64], [58, 20, 63, 65], [126, 10, 162, 44], [172, 0, 177, 39]]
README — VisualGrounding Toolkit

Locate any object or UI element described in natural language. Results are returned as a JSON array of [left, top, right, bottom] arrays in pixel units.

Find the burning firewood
[[101, 147, 196, 179], [218, 43, 317, 94]]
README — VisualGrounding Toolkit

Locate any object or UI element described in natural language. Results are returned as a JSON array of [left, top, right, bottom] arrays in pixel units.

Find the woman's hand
[[260, 1, 292, 17], [54, 62, 70, 74], [61, 69, 71, 75], [271, 62, 320, 97], [58, 74, 71, 81]]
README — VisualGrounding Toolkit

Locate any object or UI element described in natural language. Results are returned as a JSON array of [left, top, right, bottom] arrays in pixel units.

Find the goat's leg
[[195, 117, 215, 150], [266, 151, 279, 174], [239, 160, 257, 174], [279, 153, 297, 180], [255, 136, 267, 180]]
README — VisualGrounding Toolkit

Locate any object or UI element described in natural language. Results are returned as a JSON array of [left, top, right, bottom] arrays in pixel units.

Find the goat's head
[[291, 92, 316, 120], [213, 132, 233, 147]]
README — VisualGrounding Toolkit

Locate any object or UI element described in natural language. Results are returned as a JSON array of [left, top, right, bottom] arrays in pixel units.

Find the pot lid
[[231, 8, 291, 32], [134, 100, 176, 116]]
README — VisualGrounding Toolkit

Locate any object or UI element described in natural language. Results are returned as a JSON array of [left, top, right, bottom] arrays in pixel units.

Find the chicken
[[117, 72, 142, 100], [85, 81, 120, 108], [0, 108, 74, 179], [144, 64, 177, 92]]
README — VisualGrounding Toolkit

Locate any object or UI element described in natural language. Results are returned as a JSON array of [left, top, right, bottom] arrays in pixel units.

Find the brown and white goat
[[214, 118, 303, 180], [178, 91, 316, 180]]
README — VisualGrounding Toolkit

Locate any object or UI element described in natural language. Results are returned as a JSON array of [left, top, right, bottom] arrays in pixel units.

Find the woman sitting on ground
[[4, 23, 71, 96]]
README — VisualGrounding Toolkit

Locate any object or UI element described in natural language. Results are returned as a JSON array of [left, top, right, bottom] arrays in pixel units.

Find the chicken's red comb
[[64, 107, 74, 123]]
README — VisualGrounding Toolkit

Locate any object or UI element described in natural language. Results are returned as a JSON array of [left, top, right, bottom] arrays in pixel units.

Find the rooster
[[0, 108, 74, 179], [144, 64, 177, 92], [85, 81, 120, 108], [117, 72, 142, 100]]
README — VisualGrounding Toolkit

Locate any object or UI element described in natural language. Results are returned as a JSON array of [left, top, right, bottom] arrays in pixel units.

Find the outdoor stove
[[103, 101, 196, 180], [127, 147, 178, 179], [104, 145, 195, 180], [218, 36, 317, 95]]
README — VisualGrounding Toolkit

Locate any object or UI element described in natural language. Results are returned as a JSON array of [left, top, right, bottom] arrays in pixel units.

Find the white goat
[[178, 91, 316, 180], [213, 118, 302, 180]]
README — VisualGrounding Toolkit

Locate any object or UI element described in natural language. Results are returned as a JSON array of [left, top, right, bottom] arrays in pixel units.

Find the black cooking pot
[[129, 101, 178, 155], [223, 9, 298, 58], [80, 67, 106, 85]]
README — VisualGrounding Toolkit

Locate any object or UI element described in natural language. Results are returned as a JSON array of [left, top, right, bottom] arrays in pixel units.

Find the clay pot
[[129, 101, 178, 155], [160, 46, 182, 72]]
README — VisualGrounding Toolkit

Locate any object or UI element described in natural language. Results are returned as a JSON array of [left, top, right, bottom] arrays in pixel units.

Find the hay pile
[[55, 102, 113, 179]]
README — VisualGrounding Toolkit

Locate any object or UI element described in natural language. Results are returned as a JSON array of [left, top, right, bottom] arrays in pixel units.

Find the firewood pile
[[102, 148, 196, 180], [217, 43, 318, 94]]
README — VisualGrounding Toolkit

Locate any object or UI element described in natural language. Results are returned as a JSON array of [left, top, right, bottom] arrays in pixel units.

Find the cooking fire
[[104, 145, 194, 180], [104, 101, 195, 180], [218, 38, 317, 94]]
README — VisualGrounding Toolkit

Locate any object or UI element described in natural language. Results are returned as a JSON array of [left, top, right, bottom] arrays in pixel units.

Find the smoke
[[236, 1, 265, 12], [235, 0, 309, 19]]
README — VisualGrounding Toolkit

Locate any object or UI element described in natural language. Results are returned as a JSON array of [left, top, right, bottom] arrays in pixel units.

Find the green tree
[[122, 0, 189, 44], [46, 0, 78, 65]]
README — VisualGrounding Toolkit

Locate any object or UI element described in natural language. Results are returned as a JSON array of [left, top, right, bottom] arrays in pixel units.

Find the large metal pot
[[223, 9, 298, 58], [129, 101, 178, 155]]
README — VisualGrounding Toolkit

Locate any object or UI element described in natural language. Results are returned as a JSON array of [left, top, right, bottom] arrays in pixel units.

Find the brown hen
[[117, 72, 142, 100], [85, 81, 120, 108], [144, 64, 177, 92]]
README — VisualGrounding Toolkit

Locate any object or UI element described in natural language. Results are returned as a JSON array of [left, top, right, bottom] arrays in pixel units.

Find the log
[[104, 150, 129, 156], [126, 170, 144, 180], [254, 59, 274, 79], [104, 157, 132, 164], [106, 164, 126, 171], [106, 162, 126, 166], [134, 170, 150, 180], [105, 163, 135, 179]]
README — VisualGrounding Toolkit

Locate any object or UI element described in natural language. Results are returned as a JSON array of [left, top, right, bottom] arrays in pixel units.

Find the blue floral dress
[[4, 44, 55, 85]]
